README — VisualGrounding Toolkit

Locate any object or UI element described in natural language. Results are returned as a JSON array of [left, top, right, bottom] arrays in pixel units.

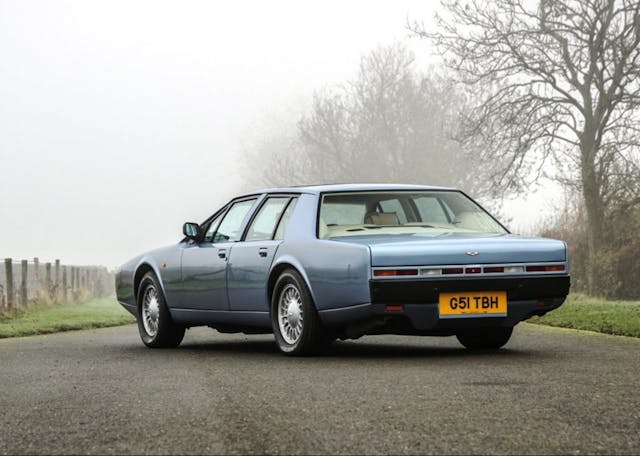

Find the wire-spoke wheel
[[141, 285, 160, 337], [278, 284, 304, 345], [137, 272, 185, 348], [271, 269, 331, 356]]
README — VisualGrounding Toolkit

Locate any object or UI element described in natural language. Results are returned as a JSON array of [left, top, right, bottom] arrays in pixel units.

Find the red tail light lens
[[385, 305, 404, 312], [373, 269, 419, 277], [526, 265, 565, 272]]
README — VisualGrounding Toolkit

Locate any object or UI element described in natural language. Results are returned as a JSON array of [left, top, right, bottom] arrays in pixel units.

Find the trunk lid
[[331, 233, 566, 266]]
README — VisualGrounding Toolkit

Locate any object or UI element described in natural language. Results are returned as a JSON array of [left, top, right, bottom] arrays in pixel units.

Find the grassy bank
[[0, 297, 135, 338], [528, 293, 640, 338], [1, 293, 638, 339]]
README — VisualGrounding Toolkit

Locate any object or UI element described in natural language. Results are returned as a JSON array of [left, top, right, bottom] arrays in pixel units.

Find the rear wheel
[[271, 269, 330, 356], [137, 272, 185, 348], [456, 327, 513, 350]]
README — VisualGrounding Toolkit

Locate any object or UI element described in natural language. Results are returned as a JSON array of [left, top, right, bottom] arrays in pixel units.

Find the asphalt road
[[0, 324, 638, 455]]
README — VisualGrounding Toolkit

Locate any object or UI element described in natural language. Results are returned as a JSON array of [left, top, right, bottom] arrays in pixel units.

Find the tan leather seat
[[318, 217, 329, 238], [364, 212, 400, 225]]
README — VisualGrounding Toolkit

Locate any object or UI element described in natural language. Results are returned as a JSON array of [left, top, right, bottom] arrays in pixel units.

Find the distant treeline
[[0, 258, 114, 311]]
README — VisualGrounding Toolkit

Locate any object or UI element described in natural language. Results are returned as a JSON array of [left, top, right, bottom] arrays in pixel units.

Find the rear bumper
[[318, 275, 570, 335], [370, 275, 570, 304], [319, 298, 565, 333]]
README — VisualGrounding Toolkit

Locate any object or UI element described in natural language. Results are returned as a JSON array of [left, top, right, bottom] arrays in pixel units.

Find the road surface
[[1, 323, 638, 454]]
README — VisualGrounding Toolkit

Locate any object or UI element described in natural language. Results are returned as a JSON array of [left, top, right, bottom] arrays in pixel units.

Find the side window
[[379, 198, 408, 224], [414, 197, 450, 224], [245, 197, 290, 241], [274, 198, 298, 240], [202, 212, 224, 243], [214, 199, 256, 242]]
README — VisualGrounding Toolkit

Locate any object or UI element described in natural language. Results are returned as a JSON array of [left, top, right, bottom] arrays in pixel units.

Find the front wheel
[[137, 272, 185, 348], [271, 269, 330, 356], [456, 327, 513, 351]]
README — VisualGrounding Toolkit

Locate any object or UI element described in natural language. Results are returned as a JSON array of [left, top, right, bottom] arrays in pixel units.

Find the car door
[[227, 196, 297, 312], [179, 197, 258, 310]]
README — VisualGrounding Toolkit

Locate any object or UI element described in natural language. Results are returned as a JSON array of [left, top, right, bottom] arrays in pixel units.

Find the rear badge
[[466, 251, 479, 256]]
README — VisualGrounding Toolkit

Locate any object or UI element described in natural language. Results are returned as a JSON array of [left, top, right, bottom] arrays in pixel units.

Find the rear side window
[[245, 197, 290, 241], [274, 198, 298, 240]]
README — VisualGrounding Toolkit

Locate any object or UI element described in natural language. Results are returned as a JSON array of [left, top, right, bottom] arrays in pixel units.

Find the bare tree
[[411, 0, 640, 293], [246, 43, 478, 192]]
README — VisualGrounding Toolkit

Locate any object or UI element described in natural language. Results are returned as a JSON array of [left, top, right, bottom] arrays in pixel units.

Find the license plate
[[439, 291, 507, 318]]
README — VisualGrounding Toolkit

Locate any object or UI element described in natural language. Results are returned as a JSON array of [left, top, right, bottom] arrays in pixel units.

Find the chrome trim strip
[[371, 262, 568, 280]]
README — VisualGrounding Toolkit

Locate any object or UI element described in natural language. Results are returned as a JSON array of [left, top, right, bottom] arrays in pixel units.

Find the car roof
[[244, 183, 457, 197]]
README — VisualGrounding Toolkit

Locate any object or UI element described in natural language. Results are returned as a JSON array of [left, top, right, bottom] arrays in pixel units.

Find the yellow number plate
[[439, 291, 507, 318]]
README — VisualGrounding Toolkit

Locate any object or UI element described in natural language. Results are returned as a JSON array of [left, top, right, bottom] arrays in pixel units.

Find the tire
[[456, 327, 513, 351], [137, 272, 185, 348], [271, 269, 330, 356]]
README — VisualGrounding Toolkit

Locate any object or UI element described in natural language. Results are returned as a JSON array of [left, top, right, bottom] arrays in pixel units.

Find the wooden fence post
[[20, 260, 28, 308], [45, 262, 52, 300], [54, 259, 60, 302], [33, 257, 40, 301], [62, 266, 68, 302], [4, 258, 14, 310], [73, 267, 79, 300]]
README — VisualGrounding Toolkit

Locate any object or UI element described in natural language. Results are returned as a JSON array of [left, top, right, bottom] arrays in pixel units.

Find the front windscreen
[[318, 191, 507, 239]]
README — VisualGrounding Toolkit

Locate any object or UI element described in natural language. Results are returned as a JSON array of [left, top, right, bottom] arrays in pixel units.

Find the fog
[[0, 0, 550, 268]]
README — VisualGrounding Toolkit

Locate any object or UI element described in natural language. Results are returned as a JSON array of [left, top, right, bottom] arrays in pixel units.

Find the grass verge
[[528, 293, 640, 338], [0, 297, 135, 338], [1, 293, 638, 339]]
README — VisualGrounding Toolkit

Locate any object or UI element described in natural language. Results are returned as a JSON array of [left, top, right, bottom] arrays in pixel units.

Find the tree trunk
[[580, 138, 606, 296]]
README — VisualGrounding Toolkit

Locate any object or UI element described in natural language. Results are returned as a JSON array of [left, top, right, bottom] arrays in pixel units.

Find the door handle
[[258, 248, 268, 258], [218, 249, 227, 259]]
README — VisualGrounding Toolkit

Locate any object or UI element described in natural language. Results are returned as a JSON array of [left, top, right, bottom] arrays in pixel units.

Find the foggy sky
[[0, 0, 554, 269], [0, 0, 439, 267]]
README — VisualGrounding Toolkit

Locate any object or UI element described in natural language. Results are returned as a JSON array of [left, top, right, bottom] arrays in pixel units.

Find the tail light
[[373, 269, 418, 277], [526, 265, 565, 272]]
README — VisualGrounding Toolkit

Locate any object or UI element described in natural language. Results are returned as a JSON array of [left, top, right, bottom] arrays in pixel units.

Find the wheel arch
[[267, 258, 317, 311], [133, 261, 164, 304]]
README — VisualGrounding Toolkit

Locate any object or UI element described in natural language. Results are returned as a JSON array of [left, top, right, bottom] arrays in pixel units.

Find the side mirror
[[182, 222, 202, 241]]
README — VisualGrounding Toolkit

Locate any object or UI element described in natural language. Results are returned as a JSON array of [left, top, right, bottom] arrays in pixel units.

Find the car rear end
[[316, 187, 570, 339], [367, 237, 570, 335]]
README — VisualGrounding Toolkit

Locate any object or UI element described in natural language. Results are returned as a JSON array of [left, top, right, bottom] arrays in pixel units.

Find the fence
[[0, 258, 114, 311]]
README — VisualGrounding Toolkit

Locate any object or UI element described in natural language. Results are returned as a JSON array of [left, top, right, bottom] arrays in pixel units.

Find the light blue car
[[116, 184, 570, 355]]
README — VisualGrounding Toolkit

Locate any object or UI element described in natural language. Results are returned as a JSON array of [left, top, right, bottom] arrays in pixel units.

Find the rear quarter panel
[[272, 193, 371, 311]]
